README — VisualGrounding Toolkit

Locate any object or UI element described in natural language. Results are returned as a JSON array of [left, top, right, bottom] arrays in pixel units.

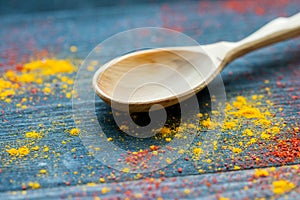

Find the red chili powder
[[223, 0, 290, 15], [267, 127, 300, 164]]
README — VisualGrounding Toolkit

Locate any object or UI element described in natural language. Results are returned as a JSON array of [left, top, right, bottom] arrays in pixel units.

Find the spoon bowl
[[93, 47, 214, 112], [93, 13, 300, 112]]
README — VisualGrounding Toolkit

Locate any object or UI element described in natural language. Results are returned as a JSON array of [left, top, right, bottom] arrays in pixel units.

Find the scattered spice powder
[[0, 2, 298, 198], [69, 128, 80, 136], [254, 169, 269, 177], [18, 146, 30, 156], [221, 0, 290, 15], [232, 147, 242, 154], [0, 58, 75, 103], [272, 180, 295, 194], [28, 182, 41, 189], [0, 21, 299, 198], [7, 148, 19, 156], [188, 90, 299, 173], [219, 197, 230, 200], [23, 59, 74, 75], [233, 166, 241, 170], [25, 131, 41, 139], [122, 168, 130, 173], [99, 178, 106, 183], [159, 127, 172, 136], [7, 146, 30, 157], [101, 187, 110, 194], [266, 131, 300, 164], [39, 169, 47, 174], [192, 147, 203, 160]]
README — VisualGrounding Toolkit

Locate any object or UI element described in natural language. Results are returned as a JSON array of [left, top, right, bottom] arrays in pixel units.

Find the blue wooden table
[[0, 1, 299, 199]]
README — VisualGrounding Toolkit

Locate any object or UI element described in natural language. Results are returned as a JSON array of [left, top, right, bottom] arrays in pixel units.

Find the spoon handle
[[226, 12, 300, 63]]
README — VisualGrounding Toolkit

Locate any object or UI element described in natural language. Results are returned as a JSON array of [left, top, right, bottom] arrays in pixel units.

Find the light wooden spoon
[[93, 13, 300, 112]]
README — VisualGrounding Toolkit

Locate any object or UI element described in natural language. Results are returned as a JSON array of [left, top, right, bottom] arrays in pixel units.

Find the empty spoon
[[93, 12, 300, 112]]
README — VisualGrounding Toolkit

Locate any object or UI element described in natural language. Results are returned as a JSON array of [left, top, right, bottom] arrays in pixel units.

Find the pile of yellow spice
[[1, 59, 76, 102]]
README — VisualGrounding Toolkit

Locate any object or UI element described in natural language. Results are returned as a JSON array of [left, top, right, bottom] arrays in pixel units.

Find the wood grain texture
[[1, 1, 300, 199]]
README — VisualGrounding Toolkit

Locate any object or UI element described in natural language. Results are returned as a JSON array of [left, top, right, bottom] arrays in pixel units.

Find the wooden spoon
[[93, 13, 300, 112]]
